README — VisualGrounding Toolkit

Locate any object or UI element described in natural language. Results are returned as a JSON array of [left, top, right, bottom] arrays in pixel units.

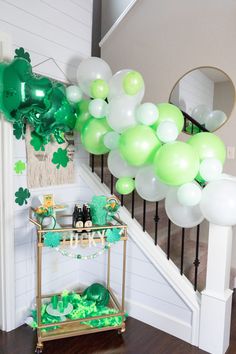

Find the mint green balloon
[[187, 132, 226, 163], [81, 117, 112, 155], [152, 103, 184, 132], [123, 71, 144, 96], [90, 79, 109, 99], [119, 125, 162, 166], [116, 177, 135, 195], [154, 142, 200, 186]]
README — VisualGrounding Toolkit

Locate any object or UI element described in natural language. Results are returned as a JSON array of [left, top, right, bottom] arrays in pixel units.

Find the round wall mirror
[[169, 67, 235, 133]]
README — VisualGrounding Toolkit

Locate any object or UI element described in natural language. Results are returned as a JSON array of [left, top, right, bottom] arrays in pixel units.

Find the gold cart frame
[[29, 211, 127, 353]]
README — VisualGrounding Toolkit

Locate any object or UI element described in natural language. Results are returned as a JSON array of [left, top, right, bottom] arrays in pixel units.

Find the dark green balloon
[[83, 283, 110, 307]]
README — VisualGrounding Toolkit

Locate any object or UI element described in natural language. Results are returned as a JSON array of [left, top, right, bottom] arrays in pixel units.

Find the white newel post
[[199, 223, 233, 354]]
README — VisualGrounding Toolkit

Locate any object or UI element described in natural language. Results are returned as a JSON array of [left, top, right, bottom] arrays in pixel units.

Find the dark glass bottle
[[72, 204, 84, 228], [84, 204, 92, 228]]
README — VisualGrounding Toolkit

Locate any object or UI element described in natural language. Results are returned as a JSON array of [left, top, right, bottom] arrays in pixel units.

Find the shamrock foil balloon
[[0, 56, 52, 123]]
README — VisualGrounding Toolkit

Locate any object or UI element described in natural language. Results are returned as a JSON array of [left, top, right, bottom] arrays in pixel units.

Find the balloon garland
[[1, 48, 236, 227]]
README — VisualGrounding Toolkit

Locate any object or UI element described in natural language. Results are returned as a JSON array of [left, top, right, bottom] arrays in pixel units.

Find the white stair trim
[[99, 0, 140, 48], [79, 164, 200, 345]]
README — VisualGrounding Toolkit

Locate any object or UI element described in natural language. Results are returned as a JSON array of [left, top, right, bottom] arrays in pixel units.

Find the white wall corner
[[79, 164, 201, 346]]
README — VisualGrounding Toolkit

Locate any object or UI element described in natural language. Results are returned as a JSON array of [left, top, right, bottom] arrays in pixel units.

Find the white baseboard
[[126, 298, 192, 344]]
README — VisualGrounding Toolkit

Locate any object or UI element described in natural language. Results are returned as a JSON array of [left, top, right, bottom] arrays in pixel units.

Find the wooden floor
[[1, 292, 236, 354]]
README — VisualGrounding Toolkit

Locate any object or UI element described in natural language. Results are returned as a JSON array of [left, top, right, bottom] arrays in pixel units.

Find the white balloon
[[191, 105, 211, 125], [66, 85, 83, 103], [108, 69, 145, 103], [77, 57, 112, 96], [177, 182, 202, 207], [107, 150, 138, 178], [200, 179, 236, 226], [199, 158, 223, 181], [205, 110, 227, 131], [135, 166, 169, 201], [156, 120, 179, 143], [135, 103, 159, 125], [165, 188, 204, 228], [106, 96, 137, 133], [88, 99, 107, 118], [103, 131, 120, 150]]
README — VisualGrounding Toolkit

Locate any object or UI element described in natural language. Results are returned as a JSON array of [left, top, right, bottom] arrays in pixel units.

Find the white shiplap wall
[[1, 0, 93, 326]]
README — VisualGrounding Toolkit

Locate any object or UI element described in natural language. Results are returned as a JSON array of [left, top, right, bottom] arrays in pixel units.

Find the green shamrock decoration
[[14, 47, 31, 63], [52, 148, 69, 169], [15, 187, 31, 206], [14, 160, 26, 174], [44, 232, 61, 247], [13, 121, 25, 140], [30, 131, 48, 151], [106, 228, 121, 243]]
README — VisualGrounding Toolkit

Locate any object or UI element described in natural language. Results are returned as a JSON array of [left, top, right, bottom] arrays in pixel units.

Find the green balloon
[[119, 125, 161, 166], [187, 132, 226, 163], [81, 117, 112, 155], [74, 100, 92, 133], [116, 177, 135, 195], [90, 79, 109, 99], [123, 71, 144, 96], [152, 103, 184, 133], [154, 141, 200, 186]]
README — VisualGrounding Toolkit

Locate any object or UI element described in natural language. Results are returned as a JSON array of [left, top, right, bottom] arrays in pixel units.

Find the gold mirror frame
[[169, 66, 236, 134]]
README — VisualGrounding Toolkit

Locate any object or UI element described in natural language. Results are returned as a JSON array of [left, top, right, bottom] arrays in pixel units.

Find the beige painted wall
[[101, 0, 236, 173], [101, 0, 236, 267]]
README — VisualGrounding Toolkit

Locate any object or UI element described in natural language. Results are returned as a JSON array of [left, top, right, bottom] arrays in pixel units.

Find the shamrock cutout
[[13, 121, 25, 140], [14, 160, 26, 174], [44, 232, 61, 247], [106, 228, 121, 243], [15, 187, 31, 206], [52, 148, 69, 169], [14, 47, 31, 63], [30, 131, 48, 151]]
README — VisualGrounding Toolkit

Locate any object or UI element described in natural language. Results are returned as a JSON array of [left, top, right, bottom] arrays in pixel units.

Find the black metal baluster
[[101, 155, 104, 183], [184, 117, 187, 131], [120, 195, 124, 206], [131, 190, 135, 219], [193, 225, 201, 291], [167, 219, 171, 259], [143, 200, 146, 232], [180, 228, 185, 275], [91, 154, 95, 172], [154, 202, 159, 245], [110, 174, 114, 194]]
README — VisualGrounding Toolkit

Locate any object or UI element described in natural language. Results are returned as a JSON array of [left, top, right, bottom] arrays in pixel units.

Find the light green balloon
[[123, 71, 144, 96], [154, 141, 200, 186], [187, 132, 226, 163], [116, 177, 135, 195], [119, 125, 162, 166], [152, 103, 184, 133], [90, 79, 109, 99], [74, 99, 92, 133], [81, 117, 112, 155]]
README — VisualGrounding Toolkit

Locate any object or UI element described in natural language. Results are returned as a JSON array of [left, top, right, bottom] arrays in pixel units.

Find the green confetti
[[14, 47, 31, 63], [44, 232, 61, 247], [14, 160, 26, 174], [15, 187, 30, 206], [52, 148, 69, 169]]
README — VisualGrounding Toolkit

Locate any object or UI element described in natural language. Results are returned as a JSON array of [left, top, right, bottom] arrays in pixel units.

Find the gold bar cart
[[29, 211, 127, 353]]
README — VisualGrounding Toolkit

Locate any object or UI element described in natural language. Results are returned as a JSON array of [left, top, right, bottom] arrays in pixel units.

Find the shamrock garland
[[106, 228, 121, 243], [14, 160, 26, 174], [13, 122, 25, 140], [15, 187, 31, 206], [30, 131, 49, 151], [52, 148, 69, 169], [44, 232, 61, 247]]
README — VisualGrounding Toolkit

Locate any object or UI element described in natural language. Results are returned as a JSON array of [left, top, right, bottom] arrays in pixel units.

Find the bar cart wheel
[[118, 323, 126, 335], [35, 344, 43, 353]]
